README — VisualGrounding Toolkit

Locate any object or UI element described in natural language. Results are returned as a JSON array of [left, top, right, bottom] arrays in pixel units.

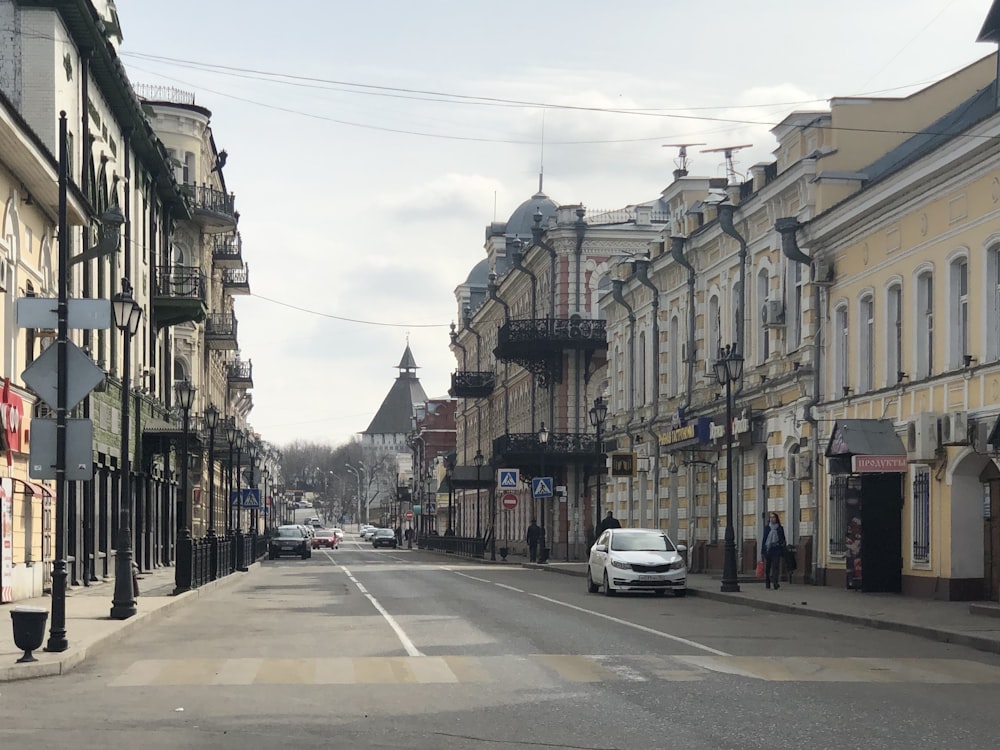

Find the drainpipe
[[574, 207, 587, 313], [531, 210, 558, 319], [717, 204, 748, 394], [635, 257, 662, 527], [670, 236, 696, 411], [462, 306, 482, 370], [509, 240, 538, 319], [612, 278, 637, 524], [488, 273, 510, 322], [775, 217, 821, 585], [449, 322, 467, 369]]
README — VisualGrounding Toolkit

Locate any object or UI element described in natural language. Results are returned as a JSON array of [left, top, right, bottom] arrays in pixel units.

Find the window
[[887, 284, 903, 384], [708, 294, 720, 372], [989, 249, 1000, 362], [916, 271, 933, 378], [912, 467, 931, 565], [949, 258, 968, 369], [787, 260, 803, 350], [859, 295, 874, 391], [637, 331, 647, 406], [829, 476, 859, 556], [669, 316, 680, 397], [757, 270, 769, 363], [834, 305, 849, 395]]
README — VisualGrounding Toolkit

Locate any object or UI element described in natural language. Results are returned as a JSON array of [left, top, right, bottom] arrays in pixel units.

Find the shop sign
[[610, 452, 636, 477], [659, 417, 712, 448], [709, 409, 753, 444], [1, 479, 11, 603], [0, 380, 23, 453], [851, 455, 907, 473]]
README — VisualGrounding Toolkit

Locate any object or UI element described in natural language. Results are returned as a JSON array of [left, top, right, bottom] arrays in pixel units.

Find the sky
[[115, 0, 997, 449]]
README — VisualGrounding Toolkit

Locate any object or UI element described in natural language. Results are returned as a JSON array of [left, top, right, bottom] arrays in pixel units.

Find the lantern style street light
[[474, 449, 484, 540], [537, 422, 549, 564], [713, 344, 744, 593], [172, 379, 196, 594], [203, 404, 220, 579], [589, 396, 608, 547], [109, 278, 142, 620]]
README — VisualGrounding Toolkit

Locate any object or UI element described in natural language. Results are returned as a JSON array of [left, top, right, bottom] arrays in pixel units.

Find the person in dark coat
[[595, 510, 621, 536], [761, 511, 787, 589], [526, 519, 542, 562]]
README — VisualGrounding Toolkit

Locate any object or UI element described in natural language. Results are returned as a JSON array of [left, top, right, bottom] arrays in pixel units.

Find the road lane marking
[[453, 571, 492, 583], [322, 550, 423, 657], [675, 656, 1000, 683], [525, 591, 730, 656], [495, 583, 524, 593]]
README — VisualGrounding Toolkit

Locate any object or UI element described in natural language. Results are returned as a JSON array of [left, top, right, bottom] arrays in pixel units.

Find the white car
[[360, 525, 376, 540], [587, 528, 687, 597]]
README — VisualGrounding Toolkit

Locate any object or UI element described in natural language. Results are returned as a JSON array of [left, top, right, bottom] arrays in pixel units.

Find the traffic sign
[[22, 340, 105, 411], [404, 510, 414, 520], [241, 488, 261, 508], [501, 493, 518, 510], [497, 469, 519, 489], [230, 491, 241, 507], [29, 418, 94, 480], [531, 477, 553, 499]]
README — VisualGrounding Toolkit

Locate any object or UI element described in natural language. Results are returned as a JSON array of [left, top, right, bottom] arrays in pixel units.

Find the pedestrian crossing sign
[[498, 469, 519, 489], [241, 488, 261, 508], [532, 477, 553, 499], [230, 491, 241, 507]]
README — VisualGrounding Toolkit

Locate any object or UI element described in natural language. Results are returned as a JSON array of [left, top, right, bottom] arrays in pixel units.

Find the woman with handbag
[[761, 512, 787, 589]]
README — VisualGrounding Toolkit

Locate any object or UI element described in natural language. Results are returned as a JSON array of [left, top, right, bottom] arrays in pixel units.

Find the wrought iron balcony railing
[[152, 265, 207, 328], [493, 431, 601, 469], [494, 317, 607, 387], [205, 313, 238, 350], [227, 359, 253, 389], [190, 184, 237, 233], [221, 265, 250, 295], [449, 371, 495, 398], [212, 234, 243, 268]]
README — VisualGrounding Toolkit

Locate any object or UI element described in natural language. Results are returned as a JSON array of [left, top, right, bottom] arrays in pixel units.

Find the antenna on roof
[[701, 144, 753, 184], [662, 143, 705, 176], [539, 111, 546, 194]]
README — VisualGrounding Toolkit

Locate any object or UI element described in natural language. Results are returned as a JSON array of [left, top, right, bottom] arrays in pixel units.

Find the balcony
[[494, 317, 607, 387], [449, 371, 495, 399], [205, 313, 238, 350], [227, 359, 253, 390], [190, 184, 237, 234], [221, 265, 250, 295], [151, 265, 207, 329], [212, 234, 243, 268], [493, 431, 600, 472]]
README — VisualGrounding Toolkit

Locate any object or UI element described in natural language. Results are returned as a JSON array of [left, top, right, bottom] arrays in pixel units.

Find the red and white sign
[[851, 455, 908, 473], [404, 510, 414, 520], [1, 479, 12, 603], [501, 493, 519, 510]]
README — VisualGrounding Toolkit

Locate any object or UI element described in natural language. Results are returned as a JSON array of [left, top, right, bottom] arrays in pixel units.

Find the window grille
[[912, 467, 931, 563]]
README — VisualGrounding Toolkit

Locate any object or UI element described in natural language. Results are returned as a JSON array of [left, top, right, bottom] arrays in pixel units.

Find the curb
[[0, 562, 259, 683]]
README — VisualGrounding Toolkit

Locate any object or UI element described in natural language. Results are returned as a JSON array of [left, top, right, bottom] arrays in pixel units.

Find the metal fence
[[175, 530, 264, 592], [420, 534, 485, 558]]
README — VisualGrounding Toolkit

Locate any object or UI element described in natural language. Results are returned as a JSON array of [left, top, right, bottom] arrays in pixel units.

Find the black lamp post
[[173, 379, 196, 595], [234, 430, 246, 530], [226, 419, 238, 534], [474, 449, 484, 540], [109, 278, 142, 620], [538, 422, 549, 564], [204, 404, 219, 580], [589, 396, 608, 547], [714, 344, 744, 593], [247, 439, 259, 535]]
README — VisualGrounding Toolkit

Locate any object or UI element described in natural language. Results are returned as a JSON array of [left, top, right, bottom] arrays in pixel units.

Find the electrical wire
[[249, 292, 448, 328]]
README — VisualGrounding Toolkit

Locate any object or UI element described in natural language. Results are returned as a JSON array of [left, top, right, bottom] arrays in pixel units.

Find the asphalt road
[[3, 534, 1000, 750]]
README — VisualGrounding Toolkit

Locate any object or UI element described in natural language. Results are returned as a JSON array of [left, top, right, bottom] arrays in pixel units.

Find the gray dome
[[464, 258, 490, 287], [505, 191, 557, 239]]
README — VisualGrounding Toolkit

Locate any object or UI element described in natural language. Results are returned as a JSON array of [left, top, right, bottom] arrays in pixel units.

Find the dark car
[[269, 525, 311, 560], [372, 528, 397, 549]]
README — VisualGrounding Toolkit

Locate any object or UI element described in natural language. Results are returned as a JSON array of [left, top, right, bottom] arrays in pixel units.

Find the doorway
[[858, 473, 903, 593]]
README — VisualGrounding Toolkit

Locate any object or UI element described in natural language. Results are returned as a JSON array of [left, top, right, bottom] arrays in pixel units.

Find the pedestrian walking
[[526, 519, 542, 562], [761, 511, 787, 589], [595, 510, 621, 536]]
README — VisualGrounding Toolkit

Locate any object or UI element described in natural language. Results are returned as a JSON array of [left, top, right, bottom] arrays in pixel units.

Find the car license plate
[[638, 575, 666, 582], [281, 545, 295, 550]]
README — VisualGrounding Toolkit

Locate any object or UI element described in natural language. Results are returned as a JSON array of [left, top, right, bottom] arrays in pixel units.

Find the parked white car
[[587, 528, 687, 597]]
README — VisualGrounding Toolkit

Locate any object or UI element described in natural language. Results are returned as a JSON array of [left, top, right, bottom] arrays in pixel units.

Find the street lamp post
[[538, 422, 549, 564], [203, 404, 219, 579], [247, 439, 259, 535], [474, 449, 484, 541], [109, 278, 142, 620], [346, 463, 361, 529], [226, 419, 237, 534], [589, 396, 608, 550], [714, 344, 744, 593], [173, 379, 196, 595]]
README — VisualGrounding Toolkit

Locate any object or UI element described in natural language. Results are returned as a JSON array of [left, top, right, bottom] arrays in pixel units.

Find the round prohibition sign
[[501, 493, 519, 510]]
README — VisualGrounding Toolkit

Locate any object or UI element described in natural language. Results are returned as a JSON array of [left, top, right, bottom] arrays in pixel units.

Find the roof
[[364, 346, 429, 435], [826, 419, 906, 457], [505, 190, 558, 239], [464, 258, 490, 287]]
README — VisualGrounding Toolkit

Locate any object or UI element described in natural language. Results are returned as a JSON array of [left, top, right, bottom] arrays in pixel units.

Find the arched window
[[859, 294, 874, 391], [669, 315, 680, 397], [637, 331, 647, 406], [707, 294, 720, 371], [887, 283, 903, 385], [949, 256, 969, 369], [915, 271, 934, 378], [787, 260, 803, 350], [988, 247, 1000, 362], [834, 304, 849, 395], [756, 269, 770, 364]]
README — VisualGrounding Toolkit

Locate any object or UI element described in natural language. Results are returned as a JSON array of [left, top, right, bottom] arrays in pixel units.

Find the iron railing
[[497, 317, 607, 348], [192, 184, 236, 217], [449, 371, 495, 398], [205, 313, 238, 338], [153, 265, 206, 300], [420, 534, 485, 558]]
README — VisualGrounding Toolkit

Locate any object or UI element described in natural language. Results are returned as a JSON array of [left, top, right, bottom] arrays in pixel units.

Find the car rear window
[[275, 527, 303, 538]]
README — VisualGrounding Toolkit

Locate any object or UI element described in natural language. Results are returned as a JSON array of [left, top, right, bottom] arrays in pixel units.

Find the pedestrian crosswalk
[[107, 653, 1000, 687]]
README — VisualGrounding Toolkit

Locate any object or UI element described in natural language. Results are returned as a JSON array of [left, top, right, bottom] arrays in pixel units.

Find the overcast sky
[[116, 0, 995, 448]]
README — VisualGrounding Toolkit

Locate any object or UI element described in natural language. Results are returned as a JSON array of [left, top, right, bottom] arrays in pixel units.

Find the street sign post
[[501, 493, 518, 510], [404, 510, 414, 520], [497, 469, 519, 489], [531, 477, 553, 499]]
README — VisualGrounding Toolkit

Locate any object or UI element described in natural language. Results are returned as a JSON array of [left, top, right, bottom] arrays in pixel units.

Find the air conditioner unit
[[973, 419, 995, 454], [790, 450, 812, 480], [907, 413, 940, 462], [940, 411, 969, 446], [811, 259, 834, 285], [761, 299, 785, 327]]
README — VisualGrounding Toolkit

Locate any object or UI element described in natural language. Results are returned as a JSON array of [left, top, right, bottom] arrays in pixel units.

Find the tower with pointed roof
[[362, 344, 429, 453]]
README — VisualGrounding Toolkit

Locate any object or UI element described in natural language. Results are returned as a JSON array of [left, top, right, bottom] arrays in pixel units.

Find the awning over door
[[826, 419, 907, 474]]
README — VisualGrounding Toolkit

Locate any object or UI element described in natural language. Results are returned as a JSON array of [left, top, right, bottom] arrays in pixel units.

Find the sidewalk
[[516, 560, 1000, 655], [0, 564, 256, 682]]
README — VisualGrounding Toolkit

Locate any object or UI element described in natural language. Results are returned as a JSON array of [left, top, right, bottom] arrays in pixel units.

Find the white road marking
[[453, 571, 492, 583], [495, 583, 524, 593], [321, 550, 423, 657]]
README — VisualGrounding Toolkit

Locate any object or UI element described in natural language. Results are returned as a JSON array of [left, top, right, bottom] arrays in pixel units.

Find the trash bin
[[10, 606, 48, 663], [784, 545, 798, 582]]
